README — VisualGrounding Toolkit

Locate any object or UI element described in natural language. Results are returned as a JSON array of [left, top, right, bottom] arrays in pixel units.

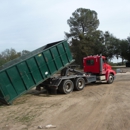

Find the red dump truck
[[0, 40, 116, 104]]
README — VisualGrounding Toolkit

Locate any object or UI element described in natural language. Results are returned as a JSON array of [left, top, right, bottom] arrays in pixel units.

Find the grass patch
[[13, 94, 32, 105], [15, 114, 35, 123]]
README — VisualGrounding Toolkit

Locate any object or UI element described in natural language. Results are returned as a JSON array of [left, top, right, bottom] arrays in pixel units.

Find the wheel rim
[[109, 75, 113, 82], [76, 78, 85, 89], [78, 81, 84, 89], [65, 82, 72, 92]]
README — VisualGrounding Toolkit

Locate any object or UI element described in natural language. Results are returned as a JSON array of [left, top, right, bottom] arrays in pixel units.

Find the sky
[[0, 0, 130, 62]]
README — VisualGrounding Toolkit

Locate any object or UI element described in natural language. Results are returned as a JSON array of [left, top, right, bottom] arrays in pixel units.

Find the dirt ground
[[0, 67, 130, 130]]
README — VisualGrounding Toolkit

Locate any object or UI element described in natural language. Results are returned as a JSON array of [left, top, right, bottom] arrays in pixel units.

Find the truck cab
[[83, 55, 116, 83]]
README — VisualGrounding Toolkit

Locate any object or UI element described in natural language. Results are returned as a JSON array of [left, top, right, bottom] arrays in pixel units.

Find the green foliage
[[65, 8, 104, 67], [0, 48, 30, 66], [65, 8, 99, 40], [65, 8, 130, 66], [101, 32, 130, 63], [120, 39, 130, 62], [102, 31, 120, 59]]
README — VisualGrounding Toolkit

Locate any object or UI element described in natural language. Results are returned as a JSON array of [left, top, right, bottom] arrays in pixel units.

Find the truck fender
[[106, 70, 115, 81]]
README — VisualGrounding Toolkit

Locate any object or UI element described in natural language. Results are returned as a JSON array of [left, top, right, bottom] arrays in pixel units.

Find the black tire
[[107, 74, 114, 84], [74, 78, 85, 91], [58, 80, 74, 94]]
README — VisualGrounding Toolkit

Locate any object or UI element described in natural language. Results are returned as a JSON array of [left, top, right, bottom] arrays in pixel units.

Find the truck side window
[[86, 59, 94, 65]]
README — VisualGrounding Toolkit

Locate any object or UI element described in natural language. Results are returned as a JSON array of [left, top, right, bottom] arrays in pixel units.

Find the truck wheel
[[107, 74, 114, 84], [59, 80, 74, 94], [74, 78, 85, 91]]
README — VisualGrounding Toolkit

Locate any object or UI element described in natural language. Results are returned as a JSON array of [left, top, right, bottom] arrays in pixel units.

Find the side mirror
[[103, 57, 108, 63]]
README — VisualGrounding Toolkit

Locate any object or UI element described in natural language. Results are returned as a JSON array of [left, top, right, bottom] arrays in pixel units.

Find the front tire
[[58, 80, 74, 94], [107, 74, 114, 84]]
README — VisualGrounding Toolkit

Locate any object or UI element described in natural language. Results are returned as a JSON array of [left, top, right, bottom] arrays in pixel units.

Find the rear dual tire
[[74, 78, 85, 91], [58, 78, 85, 94], [58, 80, 74, 94]]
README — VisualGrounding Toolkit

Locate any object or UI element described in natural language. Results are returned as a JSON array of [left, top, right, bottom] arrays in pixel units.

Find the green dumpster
[[0, 40, 74, 104]]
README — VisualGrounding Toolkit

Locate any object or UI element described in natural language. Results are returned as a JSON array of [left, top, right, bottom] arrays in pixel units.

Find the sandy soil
[[0, 69, 130, 130]]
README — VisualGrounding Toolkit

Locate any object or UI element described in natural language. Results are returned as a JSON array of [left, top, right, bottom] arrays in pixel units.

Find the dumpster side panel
[[17, 62, 35, 89], [57, 44, 68, 65], [26, 57, 43, 85], [0, 71, 17, 103], [35, 53, 50, 78], [7, 67, 26, 94], [50, 47, 63, 69], [43, 50, 57, 74], [63, 41, 73, 62]]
